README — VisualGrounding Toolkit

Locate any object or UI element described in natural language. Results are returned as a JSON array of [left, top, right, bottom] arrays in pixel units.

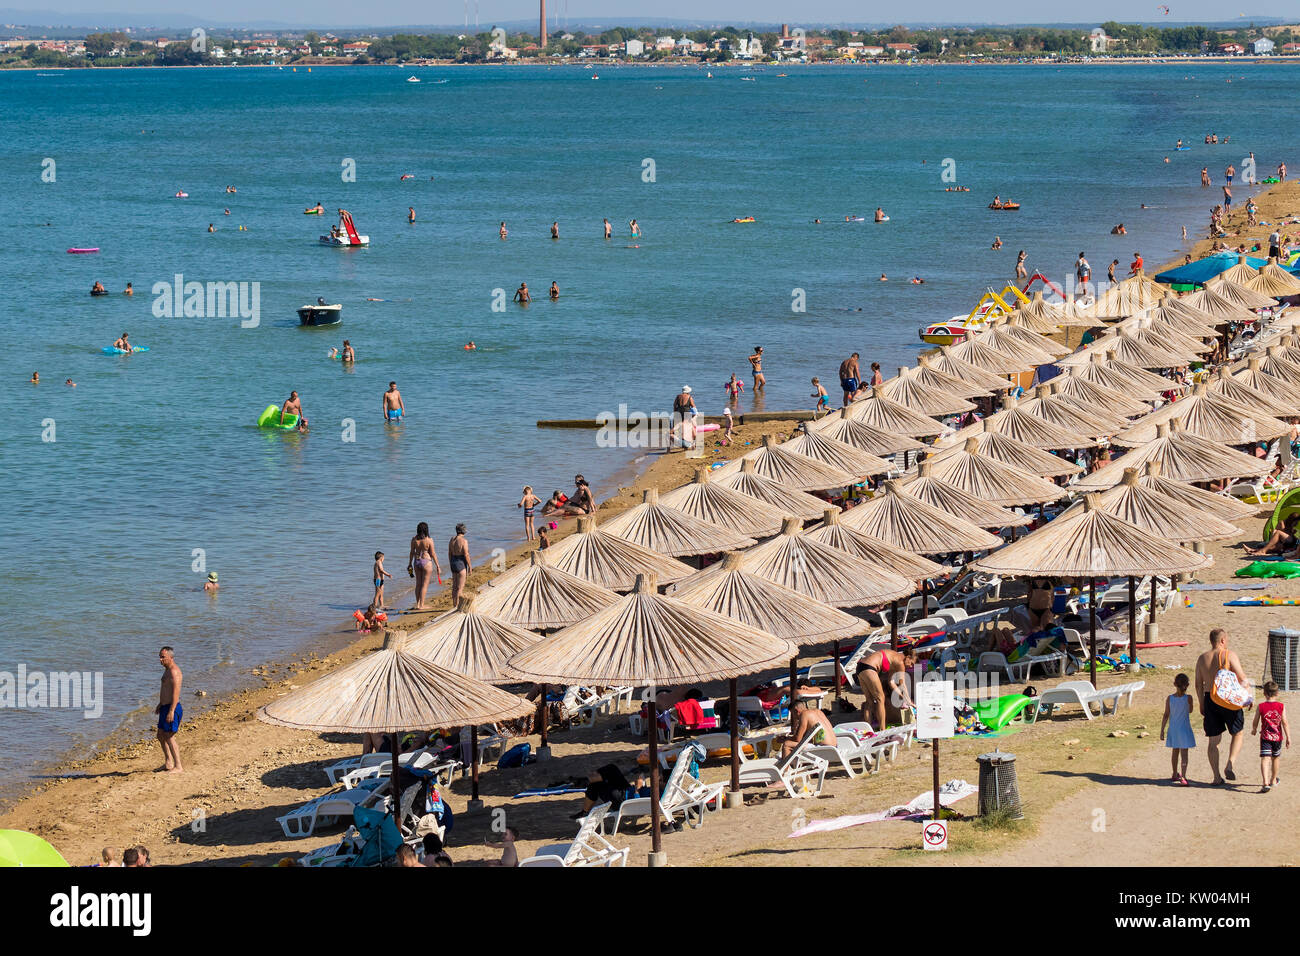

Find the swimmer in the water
[[91, 281, 106, 295], [550, 221, 559, 239], [408, 207, 415, 223], [603, 218, 611, 239], [513, 283, 530, 304], [629, 219, 640, 238], [341, 340, 355, 363], [30, 372, 39, 384], [124, 282, 133, 296], [910, 276, 925, 284], [310, 202, 324, 214], [814, 218, 821, 223], [400, 174, 414, 180], [382, 381, 405, 422], [207, 223, 214, 232], [113, 332, 132, 352], [499, 221, 508, 240], [991, 236, 1002, 250], [224, 208, 230, 216], [874, 207, 887, 222], [65, 378, 76, 387], [549, 281, 559, 300], [879, 273, 887, 281], [465, 341, 476, 350]]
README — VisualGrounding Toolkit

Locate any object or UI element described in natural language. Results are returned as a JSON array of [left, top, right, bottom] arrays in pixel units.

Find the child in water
[[373, 551, 391, 609]]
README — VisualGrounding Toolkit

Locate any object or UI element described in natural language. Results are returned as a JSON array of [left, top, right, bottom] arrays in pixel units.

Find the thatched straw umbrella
[[975, 324, 1061, 365], [1072, 352, 1167, 401], [1137, 461, 1257, 522], [910, 355, 995, 400], [600, 488, 756, 558], [931, 345, 1018, 392], [1084, 272, 1169, 319], [1007, 292, 1068, 334], [1214, 255, 1260, 286], [1076, 468, 1241, 543], [877, 366, 976, 417], [260, 629, 533, 831], [674, 548, 868, 715], [1181, 283, 1266, 322], [1052, 368, 1153, 418], [846, 388, 948, 438], [803, 508, 947, 582], [1204, 273, 1278, 310], [948, 334, 1029, 376], [1136, 297, 1226, 331], [928, 421, 1083, 478], [1073, 329, 1187, 369], [1244, 260, 1300, 298], [971, 495, 1210, 684], [899, 461, 1032, 529], [987, 320, 1071, 360], [476, 549, 620, 630], [1074, 421, 1272, 490], [921, 436, 1066, 507], [1231, 357, 1300, 409], [658, 467, 788, 539], [949, 396, 1097, 451], [1114, 382, 1290, 447], [543, 515, 693, 591], [504, 572, 798, 865], [1207, 370, 1296, 422], [713, 457, 831, 521], [1017, 384, 1128, 438], [809, 406, 925, 456], [406, 593, 546, 804], [781, 423, 893, 479], [715, 434, 855, 491], [1127, 323, 1214, 358], [1259, 346, 1300, 386]]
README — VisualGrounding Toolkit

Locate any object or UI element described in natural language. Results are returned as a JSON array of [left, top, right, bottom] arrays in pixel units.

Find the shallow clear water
[[1, 61, 1294, 790]]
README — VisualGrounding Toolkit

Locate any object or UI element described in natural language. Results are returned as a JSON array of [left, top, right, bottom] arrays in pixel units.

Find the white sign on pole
[[915, 679, 955, 740], [922, 819, 948, 851]]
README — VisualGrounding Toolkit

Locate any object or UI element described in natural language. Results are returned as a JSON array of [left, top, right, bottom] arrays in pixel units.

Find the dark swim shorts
[[1202, 693, 1243, 738], [157, 704, 183, 733], [841, 377, 859, 392]]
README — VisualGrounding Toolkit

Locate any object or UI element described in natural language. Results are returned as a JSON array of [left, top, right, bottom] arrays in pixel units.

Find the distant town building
[[624, 38, 645, 56], [1089, 28, 1111, 53], [1252, 37, 1274, 54]]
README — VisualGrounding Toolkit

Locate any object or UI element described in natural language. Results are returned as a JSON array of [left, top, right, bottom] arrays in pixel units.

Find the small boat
[[320, 209, 369, 247], [988, 200, 1020, 210], [406, 76, 420, 83], [297, 302, 342, 326]]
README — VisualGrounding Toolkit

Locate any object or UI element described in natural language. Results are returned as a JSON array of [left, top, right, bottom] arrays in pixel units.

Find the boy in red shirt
[[1252, 680, 1290, 793]]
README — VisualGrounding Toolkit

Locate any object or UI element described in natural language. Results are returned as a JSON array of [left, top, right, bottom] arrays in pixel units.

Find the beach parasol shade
[[259, 629, 532, 734], [1006, 292, 1067, 334], [1209, 369, 1296, 420], [600, 488, 756, 557], [898, 461, 1031, 528], [1244, 261, 1300, 297], [838, 480, 1003, 554], [810, 406, 925, 455], [1017, 385, 1128, 438], [974, 324, 1061, 365], [971, 493, 1210, 579], [876, 366, 976, 417], [1073, 422, 1273, 490], [928, 421, 1083, 478], [473, 549, 621, 630], [1232, 357, 1300, 409], [1179, 284, 1263, 322], [0, 830, 69, 867], [1114, 382, 1291, 447], [713, 457, 833, 521], [930, 345, 1018, 392], [405, 592, 546, 681], [724, 517, 916, 607], [802, 508, 947, 580], [1214, 256, 1260, 286], [948, 334, 1029, 375], [542, 515, 694, 590], [1084, 273, 1169, 319], [1137, 460, 1257, 521], [910, 355, 995, 399], [503, 572, 799, 685], [920, 436, 1066, 506], [987, 320, 1071, 359], [846, 387, 948, 437], [1074, 329, 1186, 369], [1052, 368, 1153, 418], [1203, 274, 1278, 310], [658, 467, 789, 539], [1061, 468, 1240, 543], [1127, 322, 1214, 357], [1259, 347, 1300, 386], [672, 550, 868, 644], [1136, 297, 1227, 330], [714, 433, 855, 491], [1071, 352, 1167, 400], [944, 396, 1097, 450], [781, 423, 893, 478]]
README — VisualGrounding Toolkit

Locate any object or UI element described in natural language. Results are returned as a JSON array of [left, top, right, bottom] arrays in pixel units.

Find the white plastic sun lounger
[[736, 727, 829, 798], [520, 803, 629, 867], [1038, 679, 1146, 720]]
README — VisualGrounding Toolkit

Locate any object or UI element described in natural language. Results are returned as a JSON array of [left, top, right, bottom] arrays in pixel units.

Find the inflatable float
[[730, 217, 756, 223], [174, 191, 189, 198], [256, 404, 300, 430], [67, 247, 99, 254], [1224, 596, 1300, 607], [303, 208, 323, 215], [101, 345, 149, 354], [972, 694, 1038, 731], [1235, 560, 1300, 580], [988, 201, 1020, 211]]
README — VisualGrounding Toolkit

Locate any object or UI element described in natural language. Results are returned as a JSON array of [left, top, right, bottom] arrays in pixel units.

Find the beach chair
[[520, 804, 629, 867], [875, 595, 925, 629], [608, 742, 724, 833], [804, 732, 879, 778], [276, 782, 387, 839], [834, 721, 913, 760], [340, 749, 459, 790], [1037, 679, 1145, 720], [324, 745, 433, 785], [736, 727, 829, 798]]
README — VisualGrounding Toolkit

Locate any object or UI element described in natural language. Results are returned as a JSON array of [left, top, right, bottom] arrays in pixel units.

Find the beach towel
[[512, 787, 586, 799], [788, 780, 978, 838], [1182, 581, 1267, 592]]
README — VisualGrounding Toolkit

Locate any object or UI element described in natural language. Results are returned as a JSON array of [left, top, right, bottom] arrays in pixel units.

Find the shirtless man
[[448, 523, 471, 603], [1195, 628, 1251, 785], [155, 646, 184, 773], [856, 648, 916, 731], [282, 390, 308, 432], [513, 282, 530, 304], [550, 221, 559, 239], [749, 346, 766, 391], [603, 218, 612, 239], [838, 352, 862, 406], [113, 332, 132, 353], [382, 381, 405, 423], [783, 698, 836, 758]]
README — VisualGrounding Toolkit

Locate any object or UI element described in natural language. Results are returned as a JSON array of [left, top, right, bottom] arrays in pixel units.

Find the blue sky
[[14, 1, 1280, 29]]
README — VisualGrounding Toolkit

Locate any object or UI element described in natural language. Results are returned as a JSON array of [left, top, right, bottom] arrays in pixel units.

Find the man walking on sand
[[1196, 628, 1251, 785], [838, 352, 862, 406], [448, 523, 471, 603], [156, 646, 183, 773]]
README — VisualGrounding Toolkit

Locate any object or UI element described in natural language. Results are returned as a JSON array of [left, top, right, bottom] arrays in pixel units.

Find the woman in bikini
[[407, 521, 441, 610], [1026, 578, 1056, 631], [518, 485, 541, 541], [856, 647, 916, 731]]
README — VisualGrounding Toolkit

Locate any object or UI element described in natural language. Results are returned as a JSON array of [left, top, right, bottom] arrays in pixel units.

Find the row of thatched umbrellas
[[259, 268, 1300, 864]]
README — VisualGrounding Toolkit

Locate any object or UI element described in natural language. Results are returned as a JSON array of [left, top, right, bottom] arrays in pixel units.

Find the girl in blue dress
[[1161, 672, 1196, 786]]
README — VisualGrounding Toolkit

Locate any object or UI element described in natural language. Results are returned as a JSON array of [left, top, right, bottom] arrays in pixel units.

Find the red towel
[[675, 698, 705, 728]]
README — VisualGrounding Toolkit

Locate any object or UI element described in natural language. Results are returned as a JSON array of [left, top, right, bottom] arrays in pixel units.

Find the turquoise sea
[[2, 61, 1296, 793]]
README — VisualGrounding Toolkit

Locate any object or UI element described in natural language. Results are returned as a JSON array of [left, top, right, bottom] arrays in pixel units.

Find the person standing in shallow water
[[156, 646, 183, 773], [407, 521, 441, 610], [448, 523, 471, 603]]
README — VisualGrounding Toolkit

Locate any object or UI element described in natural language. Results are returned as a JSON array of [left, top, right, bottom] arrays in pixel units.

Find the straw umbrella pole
[[259, 629, 532, 833], [971, 495, 1210, 685], [406, 593, 546, 806], [504, 573, 798, 866]]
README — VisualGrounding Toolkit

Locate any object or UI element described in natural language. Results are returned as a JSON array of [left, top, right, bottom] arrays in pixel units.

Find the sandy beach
[[6, 170, 1299, 869]]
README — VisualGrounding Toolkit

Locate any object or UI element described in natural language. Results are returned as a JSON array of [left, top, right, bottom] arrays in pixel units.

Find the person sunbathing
[[1247, 514, 1299, 557], [782, 699, 835, 758], [574, 764, 645, 819]]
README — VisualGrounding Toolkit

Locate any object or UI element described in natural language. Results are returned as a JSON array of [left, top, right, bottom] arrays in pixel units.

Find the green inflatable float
[[256, 404, 300, 430], [1263, 487, 1300, 538], [973, 693, 1039, 731], [1235, 560, 1300, 580]]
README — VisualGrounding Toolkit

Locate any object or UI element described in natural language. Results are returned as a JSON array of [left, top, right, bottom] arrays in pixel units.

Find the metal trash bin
[[1266, 629, 1300, 691], [976, 749, 1023, 819]]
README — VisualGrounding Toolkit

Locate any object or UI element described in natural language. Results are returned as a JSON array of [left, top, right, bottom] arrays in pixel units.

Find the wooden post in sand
[[726, 678, 742, 808], [647, 683, 665, 866], [890, 600, 899, 651]]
